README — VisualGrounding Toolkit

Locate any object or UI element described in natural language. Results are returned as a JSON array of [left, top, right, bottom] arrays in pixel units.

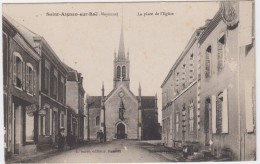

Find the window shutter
[[26, 65, 29, 92], [22, 62, 26, 90], [50, 109, 52, 135], [211, 95, 217, 134], [13, 55, 17, 85], [245, 81, 254, 133], [43, 116, 46, 135], [33, 69, 36, 95], [217, 42, 224, 71], [222, 88, 228, 133]]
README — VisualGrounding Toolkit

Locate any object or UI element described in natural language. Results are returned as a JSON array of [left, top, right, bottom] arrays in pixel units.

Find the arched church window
[[117, 66, 121, 79], [122, 66, 126, 79]]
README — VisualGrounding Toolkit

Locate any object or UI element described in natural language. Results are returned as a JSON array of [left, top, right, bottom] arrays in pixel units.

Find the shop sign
[[26, 104, 37, 117]]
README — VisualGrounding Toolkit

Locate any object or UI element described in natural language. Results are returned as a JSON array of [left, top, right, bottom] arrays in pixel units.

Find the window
[[117, 66, 121, 79], [176, 113, 179, 133], [13, 53, 23, 88], [25, 110, 34, 142], [53, 69, 58, 98], [60, 77, 65, 103], [45, 60, 50, 94], [205, 98, 211, 133], [60, 112, 65, 128], [95, 116, 100, 126], [122, 66, 126, 79], [218, 35, 226, 71], [189, 100, 194, 131], [205, 46, 212, 78], [215, 88, 228, 134], [26, 64, 34, 94]]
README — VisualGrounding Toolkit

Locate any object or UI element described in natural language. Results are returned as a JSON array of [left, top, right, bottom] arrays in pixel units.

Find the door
[[53, 111, 58, 142], [117, 123, 125, 139]]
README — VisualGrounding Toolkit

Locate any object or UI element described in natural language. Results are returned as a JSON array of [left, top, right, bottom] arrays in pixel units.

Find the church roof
[[87, 96, 104, 108], [140, 96, 157, 109]]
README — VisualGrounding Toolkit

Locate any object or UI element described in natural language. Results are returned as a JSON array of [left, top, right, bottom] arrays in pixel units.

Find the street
[[34, 140, 174, 163]]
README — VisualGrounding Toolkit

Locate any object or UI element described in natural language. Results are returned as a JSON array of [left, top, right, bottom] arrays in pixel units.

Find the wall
[[199, 19, 240, 159], [105, 86, 138, 140]]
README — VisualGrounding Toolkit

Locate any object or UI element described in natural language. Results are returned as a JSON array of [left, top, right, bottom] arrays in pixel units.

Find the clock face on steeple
[[118, 91, 125, 98]]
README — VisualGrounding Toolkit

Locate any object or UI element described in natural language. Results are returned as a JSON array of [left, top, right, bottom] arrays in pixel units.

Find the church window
[[117, 66, 121, 79], [218, 35, 226, 71], [95, 116, 100, 126], [122, 66, 126, 79], [205, 46, 212, 78]]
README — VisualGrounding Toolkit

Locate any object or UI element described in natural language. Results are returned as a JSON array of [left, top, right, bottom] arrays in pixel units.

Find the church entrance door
[[117, 123, 125, 139]]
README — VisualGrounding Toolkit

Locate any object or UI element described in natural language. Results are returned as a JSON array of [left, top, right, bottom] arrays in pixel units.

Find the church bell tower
[[113, 23, 130, 89]]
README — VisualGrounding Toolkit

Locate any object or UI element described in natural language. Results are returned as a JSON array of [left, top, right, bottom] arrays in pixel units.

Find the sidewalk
[[5, 140, 95, 164]]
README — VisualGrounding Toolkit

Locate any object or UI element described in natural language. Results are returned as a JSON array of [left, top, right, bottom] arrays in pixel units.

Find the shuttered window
[[205, 46, 212, 78], [218, 35, 226, 71], [13, 53, 23, 89], [245, 81, 254, 133]]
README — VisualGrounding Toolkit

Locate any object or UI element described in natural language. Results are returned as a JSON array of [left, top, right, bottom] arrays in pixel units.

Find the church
[[86, 25, 161, 141]]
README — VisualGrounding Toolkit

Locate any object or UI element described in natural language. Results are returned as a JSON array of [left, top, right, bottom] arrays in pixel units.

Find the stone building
[[3, 15, 41, 156], [32, 33, 69, 150], [198, 1, 255, 160], [161, 1, 255, 160], [87, 26, 160, 141], [161, 27, 202, 148], [63, 64, 85, 143]]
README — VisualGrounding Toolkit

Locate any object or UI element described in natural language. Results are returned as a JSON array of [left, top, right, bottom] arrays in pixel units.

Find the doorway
[[116, 123, 126, 139]]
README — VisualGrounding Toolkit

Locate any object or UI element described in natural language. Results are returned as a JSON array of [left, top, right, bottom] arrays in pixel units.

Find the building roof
[[87, 95, 157, 109], [87, 96, 103, 108], [3, 14, 42, 49], [140, 96, 157, 109]]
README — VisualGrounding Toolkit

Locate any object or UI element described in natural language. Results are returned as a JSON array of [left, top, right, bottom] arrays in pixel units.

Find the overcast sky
[[3, 2, 219, 123]]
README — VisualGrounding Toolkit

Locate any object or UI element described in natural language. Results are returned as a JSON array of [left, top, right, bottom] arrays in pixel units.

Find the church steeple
[[117, 22, 125, 60], [113, 18, 130, 89]]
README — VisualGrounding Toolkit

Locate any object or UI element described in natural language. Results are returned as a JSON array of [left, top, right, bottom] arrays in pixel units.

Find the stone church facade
[[86, 26, 161, 141]]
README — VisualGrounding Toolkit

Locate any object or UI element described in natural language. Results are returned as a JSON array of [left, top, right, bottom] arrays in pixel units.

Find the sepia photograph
[[1, 0, 257, 163]]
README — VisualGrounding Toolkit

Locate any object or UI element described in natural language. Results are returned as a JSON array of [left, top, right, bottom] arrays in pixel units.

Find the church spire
[[118, 17, 125, 60]]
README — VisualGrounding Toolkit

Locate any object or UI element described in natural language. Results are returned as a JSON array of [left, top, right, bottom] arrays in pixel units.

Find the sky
[[3, 2, 219, 123]]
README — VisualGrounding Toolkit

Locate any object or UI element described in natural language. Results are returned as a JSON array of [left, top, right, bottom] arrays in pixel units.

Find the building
[[86, 25, 160, 141], [63, 64, 85, 143], [161, 1, 255, 161], [3, 15, 41, 156], [198, 1, 255, 160], [33, 35, 69, 150], [161, 27, 202, 148]]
